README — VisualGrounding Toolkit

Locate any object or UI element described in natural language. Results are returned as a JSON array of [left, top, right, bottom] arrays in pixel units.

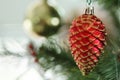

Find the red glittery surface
[[69, 14, 106, 75]]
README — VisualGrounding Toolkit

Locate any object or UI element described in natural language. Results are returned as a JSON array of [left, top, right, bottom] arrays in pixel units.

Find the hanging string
[[87, 0, 92, 5]]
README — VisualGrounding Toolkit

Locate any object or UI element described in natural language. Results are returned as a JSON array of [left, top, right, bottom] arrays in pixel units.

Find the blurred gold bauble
[[23, 0, 62, 37]]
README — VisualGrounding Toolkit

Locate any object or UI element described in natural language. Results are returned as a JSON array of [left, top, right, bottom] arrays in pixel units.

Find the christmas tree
[[25, 0, 120, 79], [0, 0, 120, 80], [23, 0, 120, 79]]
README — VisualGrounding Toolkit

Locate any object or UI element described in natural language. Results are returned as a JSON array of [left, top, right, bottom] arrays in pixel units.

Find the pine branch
[[98, 0, 120, 9]]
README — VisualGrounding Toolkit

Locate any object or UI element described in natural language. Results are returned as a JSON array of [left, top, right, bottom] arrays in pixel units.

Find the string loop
[[87, 0, 92, 5]]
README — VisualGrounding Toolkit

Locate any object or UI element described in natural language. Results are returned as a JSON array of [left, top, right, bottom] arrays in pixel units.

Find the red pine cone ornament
[[69, 13, 107, 75]]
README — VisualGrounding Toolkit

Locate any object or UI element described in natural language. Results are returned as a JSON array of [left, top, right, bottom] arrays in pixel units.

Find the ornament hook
[[85, 7, 94, 14], [85, 0, 94, 14]]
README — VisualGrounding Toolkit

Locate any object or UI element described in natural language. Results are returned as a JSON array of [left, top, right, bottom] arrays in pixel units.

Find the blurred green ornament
[[24, 0, 62, 37]]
